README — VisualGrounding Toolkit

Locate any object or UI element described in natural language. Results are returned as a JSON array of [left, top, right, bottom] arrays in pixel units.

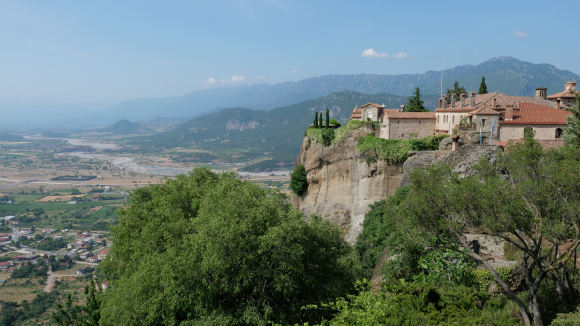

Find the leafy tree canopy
[[98, 168, 361, 326], [290, 164, 308, 196], [446, 81, 467, 102], [564, 93, 580, 147]]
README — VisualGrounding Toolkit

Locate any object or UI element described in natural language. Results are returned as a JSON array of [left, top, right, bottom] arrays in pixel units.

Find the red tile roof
[[546, 90, 579, 99], [468, 107, 500, 116], [384, 110, 436, 119], [499, 103, 570, 125], [434, 92, 556, 113]]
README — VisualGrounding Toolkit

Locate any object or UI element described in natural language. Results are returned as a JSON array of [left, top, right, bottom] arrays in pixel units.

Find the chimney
[[442, 95, 448, 108], [492, 98, 497, 108], [451, 136, 459, 151], [438, 98, 442, 109], [505, 104, 514, 121], [451, 93, 456, 108], [469, 91, 476, 107], [565, 79, 577, 92], [460, 93, 466, 108], [556, 99, 561, 110], [399, 105, 405, 112], [535, 87, 547, 100]]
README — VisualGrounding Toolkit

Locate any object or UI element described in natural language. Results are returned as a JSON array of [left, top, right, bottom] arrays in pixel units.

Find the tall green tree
[[325, 108, 330, 129], [564, 93, 580, 147], [98, 168, 361, 326], [399, 133, 580, 326], [313, 112, 319, 128], [290, 164, 308, 196], [319, 112, 323, 128], [478, 76, 488, 94], [405, 87, 427, 112], [446, 81, 467, 101]]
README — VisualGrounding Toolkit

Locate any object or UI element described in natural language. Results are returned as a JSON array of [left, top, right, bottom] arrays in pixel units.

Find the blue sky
[[1, 0, 578, 104]]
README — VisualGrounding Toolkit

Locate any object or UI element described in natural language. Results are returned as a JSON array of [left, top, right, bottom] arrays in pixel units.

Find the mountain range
[[105, 56, 579, 121], [0, 56, 578, 130]]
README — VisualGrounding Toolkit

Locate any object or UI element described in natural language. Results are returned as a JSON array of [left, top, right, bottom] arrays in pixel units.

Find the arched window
[[555, 128, 563, 138], [367, 112, 372, 119]]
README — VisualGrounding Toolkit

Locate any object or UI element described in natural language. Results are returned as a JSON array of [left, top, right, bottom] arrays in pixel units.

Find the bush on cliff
[[290, 164, 308, 196], [357, 134, 449, 164], [96, 168, 360, 325]]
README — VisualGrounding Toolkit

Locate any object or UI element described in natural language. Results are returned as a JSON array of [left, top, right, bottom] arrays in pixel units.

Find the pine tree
[[478, 76, 488, 94], [564, 94, 580, 147], [319, 112, 323, 128], [313, 112, 318, 128], [405, 87, 427, 112], [325, 108, 330, 129], [446, 81, 467, 101]]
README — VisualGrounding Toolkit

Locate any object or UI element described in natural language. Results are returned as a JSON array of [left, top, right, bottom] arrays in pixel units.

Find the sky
[[1, 0, 579, 105]]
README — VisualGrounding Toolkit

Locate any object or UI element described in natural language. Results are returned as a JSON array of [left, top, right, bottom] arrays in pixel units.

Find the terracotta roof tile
[[468, 107, 500, 116], [499, 103, 570, 125], [546, 90, 579, 99], [434, 92, 556, 113]]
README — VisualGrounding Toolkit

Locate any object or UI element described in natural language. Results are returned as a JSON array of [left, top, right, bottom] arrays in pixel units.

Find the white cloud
[[392, 52, 409, 59], [361, 48, 388, 58], [202, 77, 217, 85], [514, 31, 529, 38], [231, 75, 246, 82], [290, 69, 297, 73], [253, 75, 266, 80]]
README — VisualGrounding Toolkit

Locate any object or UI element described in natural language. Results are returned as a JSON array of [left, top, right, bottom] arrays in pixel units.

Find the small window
[[367, 112, 372, 119], [555, 128, 563, 138], [401, 134, 404, 137], [419, 120, 422, 124], [481, 119, 486, 127], [452, 116, 455, 123], [397, 120, 399, 124]]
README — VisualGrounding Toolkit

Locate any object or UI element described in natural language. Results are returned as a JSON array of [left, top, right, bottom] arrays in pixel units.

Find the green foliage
[[332, 120, 371, 145], [53, 279, 103, 326], [503, 242, 522, 261], [290, 164, 308, 196], [415, 248, 476, 286], [469, 267, 513, 293], [564, 93, 580, 147], [405, 87, 427, 112], [11, 264, 48, 278], [0, 292, 59, 326], [552, 306, 580, 326], [479, 76, 488, 94], [319, 112, 323, 129], [446, 81, 467, 101], [355, 186, 419, 280], [307, 280, 520, 326], [364, 156, 376, 166], [328, 118, 341, 127], [325, 108, 330, 129], [306, 128, 335, 147], [357, 134, 449, 164], [314, 112, 319, 128], [99, 168, 361, 325]]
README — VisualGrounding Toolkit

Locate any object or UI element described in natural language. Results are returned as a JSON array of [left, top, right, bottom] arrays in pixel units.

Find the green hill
[[102, 119, 144, 135], [131, 91, 438, 165]]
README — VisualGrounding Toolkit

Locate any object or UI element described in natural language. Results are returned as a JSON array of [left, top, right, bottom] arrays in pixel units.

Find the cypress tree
[[405, 87, 427, 112], [313, 112, 318, 128], [478, 76, 488, 94], [325, 108, 330, 129], [319, 112, 323, 128], [564, 94, 580, 147]]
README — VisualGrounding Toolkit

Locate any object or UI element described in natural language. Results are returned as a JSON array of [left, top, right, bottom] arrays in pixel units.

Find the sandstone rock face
[[292, 131, 403, 244]]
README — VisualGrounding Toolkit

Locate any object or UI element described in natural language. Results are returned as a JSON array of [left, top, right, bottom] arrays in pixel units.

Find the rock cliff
[[292, 129, 403, 244], [292, 128, 503, 244]]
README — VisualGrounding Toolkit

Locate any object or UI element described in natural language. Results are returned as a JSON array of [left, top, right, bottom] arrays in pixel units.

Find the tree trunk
[[528, 291, 548, 326]]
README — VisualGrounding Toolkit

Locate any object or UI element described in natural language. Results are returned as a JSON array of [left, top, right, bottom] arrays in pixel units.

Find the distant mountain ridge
[[104, 56, 579, 121], [131, 90, 438, 163]]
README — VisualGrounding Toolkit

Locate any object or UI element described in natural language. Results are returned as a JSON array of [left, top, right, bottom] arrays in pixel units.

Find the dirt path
[[44, 268, 77, 292]]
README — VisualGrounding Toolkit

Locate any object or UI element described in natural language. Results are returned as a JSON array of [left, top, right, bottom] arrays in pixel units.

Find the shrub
[[329, 118, 342, 127], [290, 164, 308, 196], [358, 134, 449, 164], [332, 120, 365, 145], [321, 128, 335, 146]]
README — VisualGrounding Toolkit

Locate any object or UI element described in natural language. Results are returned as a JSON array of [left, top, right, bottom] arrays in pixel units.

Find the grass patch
[[13, 195, 45, 202], [332, 120, 368, 145]]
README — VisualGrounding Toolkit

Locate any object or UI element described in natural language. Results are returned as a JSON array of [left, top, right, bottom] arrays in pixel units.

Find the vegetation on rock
[[356, 134, 448, 164], [290, 164, 308, 196]]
